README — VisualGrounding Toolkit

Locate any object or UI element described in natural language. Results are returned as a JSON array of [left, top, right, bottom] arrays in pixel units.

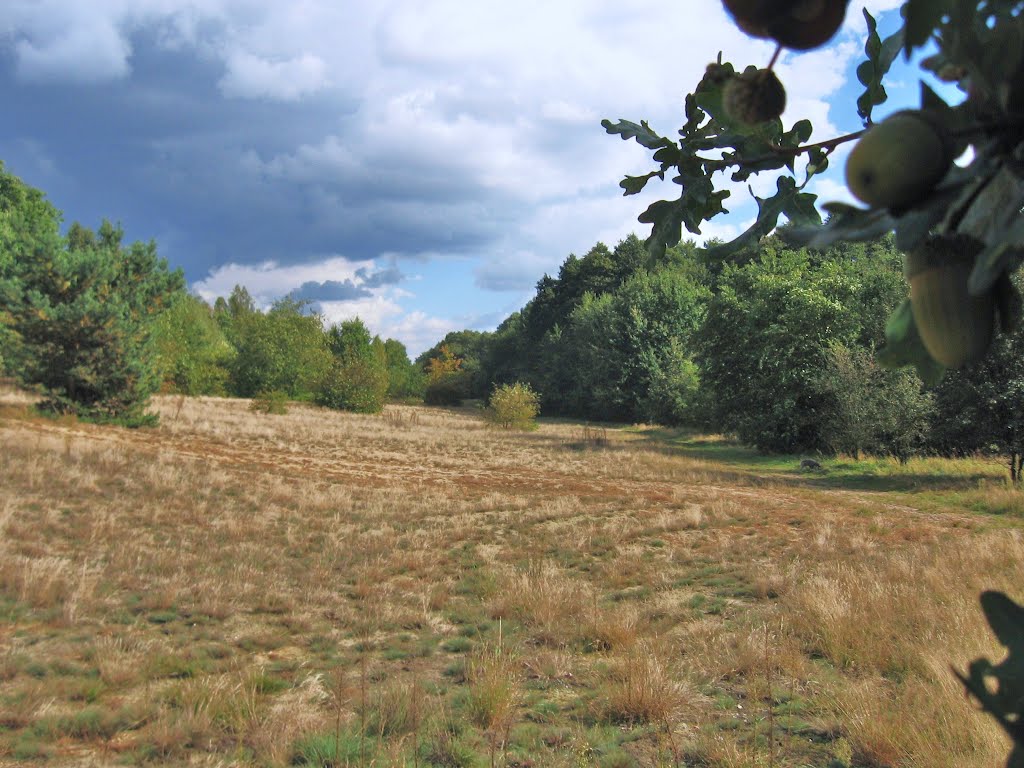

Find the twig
[[699, 117, 1024, 175]]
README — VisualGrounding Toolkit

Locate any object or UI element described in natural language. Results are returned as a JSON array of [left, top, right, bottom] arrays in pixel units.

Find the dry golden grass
[[0, 391, 1021, 766]]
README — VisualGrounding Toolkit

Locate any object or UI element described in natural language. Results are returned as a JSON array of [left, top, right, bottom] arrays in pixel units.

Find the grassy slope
[[0, 391, 1020, 767]]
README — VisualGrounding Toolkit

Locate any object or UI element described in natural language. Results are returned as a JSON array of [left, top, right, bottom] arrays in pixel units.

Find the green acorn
[[846, 110, 954, 211], [905, 235, 993, 368]]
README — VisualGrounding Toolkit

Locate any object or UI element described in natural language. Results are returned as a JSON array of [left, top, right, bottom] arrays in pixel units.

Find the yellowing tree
[[427, 344, 462, 383]]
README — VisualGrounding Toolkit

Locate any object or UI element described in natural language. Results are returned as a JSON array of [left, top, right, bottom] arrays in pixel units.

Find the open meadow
[[1, 389, 1022, 767]]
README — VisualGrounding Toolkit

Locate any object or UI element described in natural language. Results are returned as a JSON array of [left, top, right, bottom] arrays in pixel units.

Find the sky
[[0, 0, 922, 356]]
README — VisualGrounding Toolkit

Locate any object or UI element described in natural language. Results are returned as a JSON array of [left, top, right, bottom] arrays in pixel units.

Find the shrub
[[316, 358, 388, 414], [424, 373, 466, 406], [249, 390, 288, 415], [7, 216, 183, 426], [485, 382, 540, 430]]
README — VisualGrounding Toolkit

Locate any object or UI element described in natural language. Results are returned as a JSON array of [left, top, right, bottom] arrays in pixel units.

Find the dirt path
[[3, 413, 973, 533], [0, 414, 778, 503]]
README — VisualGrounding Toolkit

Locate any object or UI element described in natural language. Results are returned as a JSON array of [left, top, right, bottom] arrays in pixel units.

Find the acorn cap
[[722, 0, 802, 38], [768, 0, 850, 50], [722, 68, 787, 124], [903, 234, 984, 280]]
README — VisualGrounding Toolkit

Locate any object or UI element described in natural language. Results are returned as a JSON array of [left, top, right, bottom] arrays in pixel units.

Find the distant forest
[[2, 163, 1023, 469]]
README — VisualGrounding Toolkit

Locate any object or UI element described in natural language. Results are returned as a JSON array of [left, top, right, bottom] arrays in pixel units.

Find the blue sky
[[0, 0, 926, 355]]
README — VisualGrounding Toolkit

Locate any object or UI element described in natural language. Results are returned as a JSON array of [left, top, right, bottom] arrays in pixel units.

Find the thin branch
[[700, 129, 867, 172], [695, 116, 1024, 175]]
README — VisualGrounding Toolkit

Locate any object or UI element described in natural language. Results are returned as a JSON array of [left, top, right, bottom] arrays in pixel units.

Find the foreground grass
[[0, 392, 1021, 767]]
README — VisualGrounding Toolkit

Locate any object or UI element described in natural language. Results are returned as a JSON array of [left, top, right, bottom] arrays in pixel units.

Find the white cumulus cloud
[[219, 50, 330, 101]]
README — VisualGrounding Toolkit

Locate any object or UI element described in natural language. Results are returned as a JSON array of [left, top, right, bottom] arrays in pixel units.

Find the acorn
[[846, 110, 955, 210], [770, 0, 849, 50], [722, 0, 848, 50], [721, 0, 783, 39], [905, 234, 993, 368], [722, 68, 787, 124]]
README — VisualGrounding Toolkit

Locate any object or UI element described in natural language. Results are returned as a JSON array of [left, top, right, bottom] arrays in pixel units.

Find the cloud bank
[[0, 0, 906, 354]]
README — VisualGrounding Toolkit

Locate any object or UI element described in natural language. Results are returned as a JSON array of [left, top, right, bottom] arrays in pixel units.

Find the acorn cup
[[772, 0, 850, 50], [721, 0, 780, 39], [846, 110, 955, 211], [905, 235, 994, 368], [722, 68, 787, 124], [722, 0, 850, 50]]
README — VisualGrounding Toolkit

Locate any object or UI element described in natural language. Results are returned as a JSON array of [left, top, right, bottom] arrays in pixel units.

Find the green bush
[[424, 373, 465, 406], [485, 382, 540, 430], [249, 390, 288, 415], [152, 293, 233, 396], [316, 358, 388, 414], [4, 211, 183, 425]]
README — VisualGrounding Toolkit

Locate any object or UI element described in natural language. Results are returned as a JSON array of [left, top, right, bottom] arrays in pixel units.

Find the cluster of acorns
[[720, 0, 851, 124], [720, 0, 990, 369], [845, 111, 976, 370]]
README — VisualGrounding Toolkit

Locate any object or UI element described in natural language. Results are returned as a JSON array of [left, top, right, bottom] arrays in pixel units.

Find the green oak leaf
[[970, 217, 1024, 296], [957, 591, 1024, 763], [601, 119, 674, 150], [705, 176, 819, 260], [903, 0, 950, 58], [620, 170, 665, 196], [857, 10, 905, 123], [783, 203, 894, 250]]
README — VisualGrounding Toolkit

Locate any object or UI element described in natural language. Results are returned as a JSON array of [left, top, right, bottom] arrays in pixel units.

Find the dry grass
[[599, 640, 690, 725], [0, 391, 1021, 766]]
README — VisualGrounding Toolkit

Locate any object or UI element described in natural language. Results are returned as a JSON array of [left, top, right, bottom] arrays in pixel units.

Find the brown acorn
[[723, 0, 848, 50], [722, 68, 787, 124], [905, 235, 993, 368], [846, 110, 955, 211], [721, 0, 785, 39], [769, 0, 849, 50]]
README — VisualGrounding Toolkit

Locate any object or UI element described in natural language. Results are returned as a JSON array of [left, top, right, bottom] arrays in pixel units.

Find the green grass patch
[[292, 729, 377, 766], [252, 671, 290, 695], [441, 636, 474, 653], [642, 430, 1019, 507], [33, 705, 134, 741], [145, 652, 205, 680], [454, 570, 498, 599], [10, 732, 53, 761], [608, 586, 652, 602]]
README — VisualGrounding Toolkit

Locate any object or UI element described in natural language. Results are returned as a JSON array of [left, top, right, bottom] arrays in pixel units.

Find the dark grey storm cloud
[[0, 23, 517, 283], [355, 266, 403, 288], [289, 279, 370, 303], [0, 0, 897, 360]]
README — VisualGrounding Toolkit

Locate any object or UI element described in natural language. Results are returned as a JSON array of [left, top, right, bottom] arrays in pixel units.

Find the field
[[1, 389, 1022, 767]]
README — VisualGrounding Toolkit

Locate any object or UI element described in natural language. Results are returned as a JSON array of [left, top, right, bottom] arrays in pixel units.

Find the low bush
[[485, 382, 539, 430], [316, 358, 388, 414], [249, 390, 288, 415], [425, 374, 465, 407]]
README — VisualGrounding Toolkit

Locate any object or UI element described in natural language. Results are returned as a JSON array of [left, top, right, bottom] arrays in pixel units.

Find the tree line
[[2, 161, 1022, 475], [0, 164, 421, 424], [153, 286, 424, 410], [418, 231, 1024, 474]]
